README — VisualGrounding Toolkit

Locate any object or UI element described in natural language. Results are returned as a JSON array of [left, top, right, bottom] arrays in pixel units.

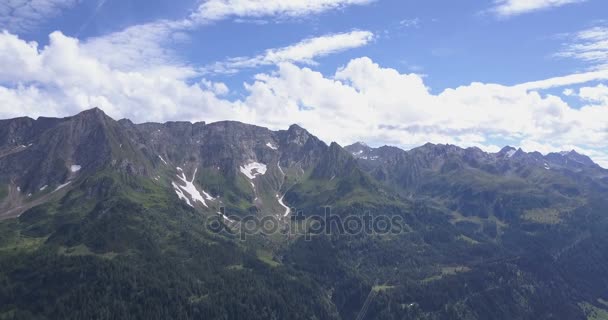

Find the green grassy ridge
[[194, 166, 255, 215], [0, 168, 341, 319], [411, 167, 584, 224], [580, 302, 608, 320], [0, 220, 48, 254], [2, 140, 608, 319], [285, 167, 400, 214]]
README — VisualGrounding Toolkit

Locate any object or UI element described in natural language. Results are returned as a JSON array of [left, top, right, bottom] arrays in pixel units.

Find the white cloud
[[0, 31, 237, 122], [77, 0, 376, 76], [80, 20, 195, 76], [576, 83, 608, 105], [192, 0, 374, 23], [0, 0, 79, 33], [515, 69, 608, 90], [491, 0, 586, 17], [556, 26, 608, 70], [0, 31, 607, 167], [520, 139, 608, 168], [200, 79, 229, 96], [399, 18, 421, 28], [240, 57, 608, 162], [521, 25, 608, 95], [203, 30, 374, 73]]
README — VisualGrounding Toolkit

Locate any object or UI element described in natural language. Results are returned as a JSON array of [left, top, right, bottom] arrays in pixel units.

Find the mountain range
[[1, 108, 607, 319]]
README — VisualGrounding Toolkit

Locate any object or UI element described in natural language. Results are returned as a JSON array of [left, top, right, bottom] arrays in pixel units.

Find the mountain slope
[[0, 108, 607, 320]]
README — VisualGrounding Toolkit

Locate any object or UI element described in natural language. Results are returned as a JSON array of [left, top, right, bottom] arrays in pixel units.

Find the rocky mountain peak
[[71, 107, 111, 122], [546, 149, 599, 169], [284, 124, 312, 146], [311, 142, 357, 179], [498, 146, 517, 158], [344, 142, 373, 158]]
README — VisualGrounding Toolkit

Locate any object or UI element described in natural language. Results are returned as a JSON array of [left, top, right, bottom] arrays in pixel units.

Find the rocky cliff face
[[0, 109, 331, 219], [1, 107, 606, 222]]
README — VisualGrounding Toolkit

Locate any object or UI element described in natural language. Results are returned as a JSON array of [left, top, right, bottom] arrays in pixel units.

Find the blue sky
[[0, 0, 607, 166]]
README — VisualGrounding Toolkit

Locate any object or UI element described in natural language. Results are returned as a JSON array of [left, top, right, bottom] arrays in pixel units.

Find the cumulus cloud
[[0, 0, 79, 33], [491, 0, 586, 17], [241, 57, 608, 165], [566, 83, 608, 106], [203, 30, 374, 73], [192, 0, 374, 23], [0, 31, 237, 122], [0, 31, 607, 167], [200, 79, 229, 96]]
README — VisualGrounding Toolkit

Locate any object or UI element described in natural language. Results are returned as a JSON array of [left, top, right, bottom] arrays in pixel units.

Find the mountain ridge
[[1, 108, 608, 320], [2, 108, 606, 220], [5, 107, 603, 169]]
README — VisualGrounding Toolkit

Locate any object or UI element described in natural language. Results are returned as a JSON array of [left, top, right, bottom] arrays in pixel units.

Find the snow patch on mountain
[[359, 155, 379, 160], [352, 150, 364, 156], [70, 165, 81, 172], [158, 155, 168, 165], [266, 142, 278, 150], [240, 162, 267, 179], [173, 168, 212, 207]]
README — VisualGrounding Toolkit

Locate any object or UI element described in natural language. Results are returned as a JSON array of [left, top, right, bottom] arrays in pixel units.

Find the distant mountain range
[[1, 108, 607, 319]]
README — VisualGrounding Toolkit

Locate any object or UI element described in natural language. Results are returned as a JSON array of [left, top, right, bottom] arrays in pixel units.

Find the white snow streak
[[172, 182, 193, 207], [173, 168, 214, 207], [70, 165, 82, 172], [158, 155, 168, 165], [217, 211, 235, 223], [55, 182, 71, 191], [266, 142, 278, 150], [277, 194, 291, 217], [201, 189, 215, 201]]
